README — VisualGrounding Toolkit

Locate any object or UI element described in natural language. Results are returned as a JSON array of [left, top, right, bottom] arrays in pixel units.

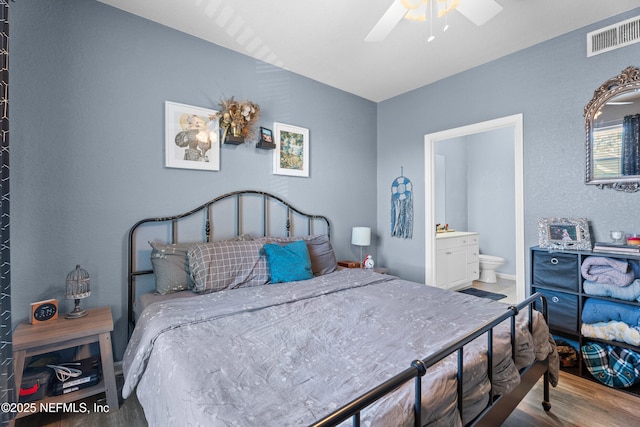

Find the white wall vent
[[587, 15, 640, 57]]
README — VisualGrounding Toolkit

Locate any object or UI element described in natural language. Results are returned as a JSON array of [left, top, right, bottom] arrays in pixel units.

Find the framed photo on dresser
[[538, 217, 592, 250]]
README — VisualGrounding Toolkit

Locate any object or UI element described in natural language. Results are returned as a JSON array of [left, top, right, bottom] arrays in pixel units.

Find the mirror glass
[[585, 66, 640, 192]]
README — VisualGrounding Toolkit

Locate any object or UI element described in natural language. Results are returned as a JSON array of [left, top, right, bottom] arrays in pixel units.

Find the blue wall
[[11, 0, 376, 359], [11, 1, 640, 361], [377, 8, 640, 283]]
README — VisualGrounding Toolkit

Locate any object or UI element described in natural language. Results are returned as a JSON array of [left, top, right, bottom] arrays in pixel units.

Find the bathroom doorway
[[424, 114, 525, 302]]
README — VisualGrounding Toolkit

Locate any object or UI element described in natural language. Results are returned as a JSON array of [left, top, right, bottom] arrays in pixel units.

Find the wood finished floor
[[16, 371, 640, 426], [17, 279, 639, 426]]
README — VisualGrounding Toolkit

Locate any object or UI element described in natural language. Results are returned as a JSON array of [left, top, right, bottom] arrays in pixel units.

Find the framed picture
[[165, 101, 220, 171], [257, 126, 275, 149], [537, 217, 592, 250], [261, 127, 273, 143], [273, 122, 309, 177]]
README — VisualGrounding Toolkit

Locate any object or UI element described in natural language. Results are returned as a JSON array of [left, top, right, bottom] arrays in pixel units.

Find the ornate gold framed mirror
[[584, 66, 640, 192]]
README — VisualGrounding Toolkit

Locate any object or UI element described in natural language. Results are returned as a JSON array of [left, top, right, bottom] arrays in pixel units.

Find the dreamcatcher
[[391, 167, 413, 239]]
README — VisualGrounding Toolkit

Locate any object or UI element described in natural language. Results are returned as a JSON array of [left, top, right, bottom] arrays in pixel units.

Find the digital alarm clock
[[30, 299, 59, 324]]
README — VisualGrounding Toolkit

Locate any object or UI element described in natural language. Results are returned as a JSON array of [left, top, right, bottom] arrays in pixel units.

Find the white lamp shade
[[351, 227, 371, 246]]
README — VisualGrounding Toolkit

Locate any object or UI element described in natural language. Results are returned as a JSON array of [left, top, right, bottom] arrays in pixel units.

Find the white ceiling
[[98, 0, 639, 102]]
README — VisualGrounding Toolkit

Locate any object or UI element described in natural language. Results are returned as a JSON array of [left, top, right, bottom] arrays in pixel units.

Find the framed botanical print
[[273, 122, 309, 177], [165, 101, 220, 171]]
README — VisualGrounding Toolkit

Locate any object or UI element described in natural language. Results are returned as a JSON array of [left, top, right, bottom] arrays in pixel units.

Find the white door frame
[[424, 114, 525, 302]]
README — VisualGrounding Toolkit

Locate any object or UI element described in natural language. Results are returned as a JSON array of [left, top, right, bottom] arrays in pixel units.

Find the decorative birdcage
[[65, 265, 91, 319]]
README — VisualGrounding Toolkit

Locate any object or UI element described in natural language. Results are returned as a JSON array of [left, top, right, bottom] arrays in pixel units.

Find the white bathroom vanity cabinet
[[435, 231, 479, 290]]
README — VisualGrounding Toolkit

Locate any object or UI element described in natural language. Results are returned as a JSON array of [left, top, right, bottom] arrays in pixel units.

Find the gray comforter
[[122, 269, 557, 426]]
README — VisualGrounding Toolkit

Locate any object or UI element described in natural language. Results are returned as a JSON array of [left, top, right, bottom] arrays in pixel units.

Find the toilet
[[478, 254, 505, 283]]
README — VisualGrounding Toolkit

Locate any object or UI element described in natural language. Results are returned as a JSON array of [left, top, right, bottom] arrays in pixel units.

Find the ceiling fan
[[365, 0, 503, 42]]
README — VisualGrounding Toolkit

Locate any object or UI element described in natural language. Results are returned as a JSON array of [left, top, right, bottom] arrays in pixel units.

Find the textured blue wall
[[11, 1, 640, 360], [11, 0, 376, 359], [377, 8, 640, 283]]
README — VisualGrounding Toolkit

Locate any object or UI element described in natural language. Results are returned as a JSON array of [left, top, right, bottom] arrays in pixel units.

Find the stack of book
[[51, 357, 100, 396], [593, 242, 640, 254]]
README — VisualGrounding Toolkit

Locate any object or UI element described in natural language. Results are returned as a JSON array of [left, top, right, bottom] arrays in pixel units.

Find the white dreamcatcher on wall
[[391, 167, 413, 239]]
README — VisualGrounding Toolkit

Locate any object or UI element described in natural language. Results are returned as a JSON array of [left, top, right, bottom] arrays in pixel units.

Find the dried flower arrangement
[[210, 97, 260, 143]]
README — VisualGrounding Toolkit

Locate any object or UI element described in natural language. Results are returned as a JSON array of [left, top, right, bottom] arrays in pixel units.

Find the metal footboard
[[311, 293, 550, 427]]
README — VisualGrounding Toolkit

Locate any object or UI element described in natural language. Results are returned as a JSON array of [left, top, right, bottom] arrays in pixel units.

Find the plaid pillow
[[188, 240, 269, 293], [582, 342, 640, 388]]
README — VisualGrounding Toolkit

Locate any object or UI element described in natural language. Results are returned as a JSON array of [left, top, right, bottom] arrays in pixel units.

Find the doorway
[[424, 114, 525, 302]]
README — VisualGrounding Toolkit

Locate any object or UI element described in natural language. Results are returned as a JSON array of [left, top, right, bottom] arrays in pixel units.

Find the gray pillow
[[305, 235, 338, 276], [149, 242, 196, 294]]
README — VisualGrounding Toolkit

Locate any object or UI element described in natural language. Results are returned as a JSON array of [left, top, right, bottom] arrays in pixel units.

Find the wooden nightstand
[[11, 306, 119, 424], [337, 260, 388, 275]]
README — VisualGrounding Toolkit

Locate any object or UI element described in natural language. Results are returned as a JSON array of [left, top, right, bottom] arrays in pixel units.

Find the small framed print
[[165, 101, 220, 171], [257, 126, 275, 149], [273, 122, 309, 177], [538, 217, 592, 250]]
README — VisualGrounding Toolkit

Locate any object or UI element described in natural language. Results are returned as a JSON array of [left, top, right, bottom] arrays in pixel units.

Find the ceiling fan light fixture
[[401, 0, 426, 10], [442, 0, 450, 32], [366, 0, 501, 43], [404, 5, 427, 21], [403, 0, 427, 22], [427, 0, 435, 42], [437, 0, 460, 17]]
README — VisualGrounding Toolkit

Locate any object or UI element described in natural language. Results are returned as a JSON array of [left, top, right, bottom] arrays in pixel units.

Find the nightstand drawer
[[532, 251, 579, 291]]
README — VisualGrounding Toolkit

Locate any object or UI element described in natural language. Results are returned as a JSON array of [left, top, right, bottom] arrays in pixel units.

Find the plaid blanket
[[582, 342, 640, 388]]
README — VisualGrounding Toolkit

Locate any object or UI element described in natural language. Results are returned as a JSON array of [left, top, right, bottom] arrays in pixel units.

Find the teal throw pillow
[[263, 240, 313, 283]]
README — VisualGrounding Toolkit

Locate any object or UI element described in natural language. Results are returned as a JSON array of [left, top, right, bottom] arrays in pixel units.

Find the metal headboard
[[127, 190, 331, 336]]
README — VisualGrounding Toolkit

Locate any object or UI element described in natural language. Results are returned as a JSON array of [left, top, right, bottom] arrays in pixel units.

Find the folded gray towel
[[581, 256, 635, 286]]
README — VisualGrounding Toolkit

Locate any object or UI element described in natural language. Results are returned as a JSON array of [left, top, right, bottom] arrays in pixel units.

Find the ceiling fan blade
[[456, 0, 503, 26], [365, 0, 407, 42]]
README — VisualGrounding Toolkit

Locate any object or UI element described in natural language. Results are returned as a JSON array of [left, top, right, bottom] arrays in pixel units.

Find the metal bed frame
[[127, 190, 553, 426], [312, 294, 551, 427], [127, 190, 330, 336]]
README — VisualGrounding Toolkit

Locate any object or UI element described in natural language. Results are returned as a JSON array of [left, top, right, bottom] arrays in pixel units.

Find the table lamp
[[351, 227, 371, 267]]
